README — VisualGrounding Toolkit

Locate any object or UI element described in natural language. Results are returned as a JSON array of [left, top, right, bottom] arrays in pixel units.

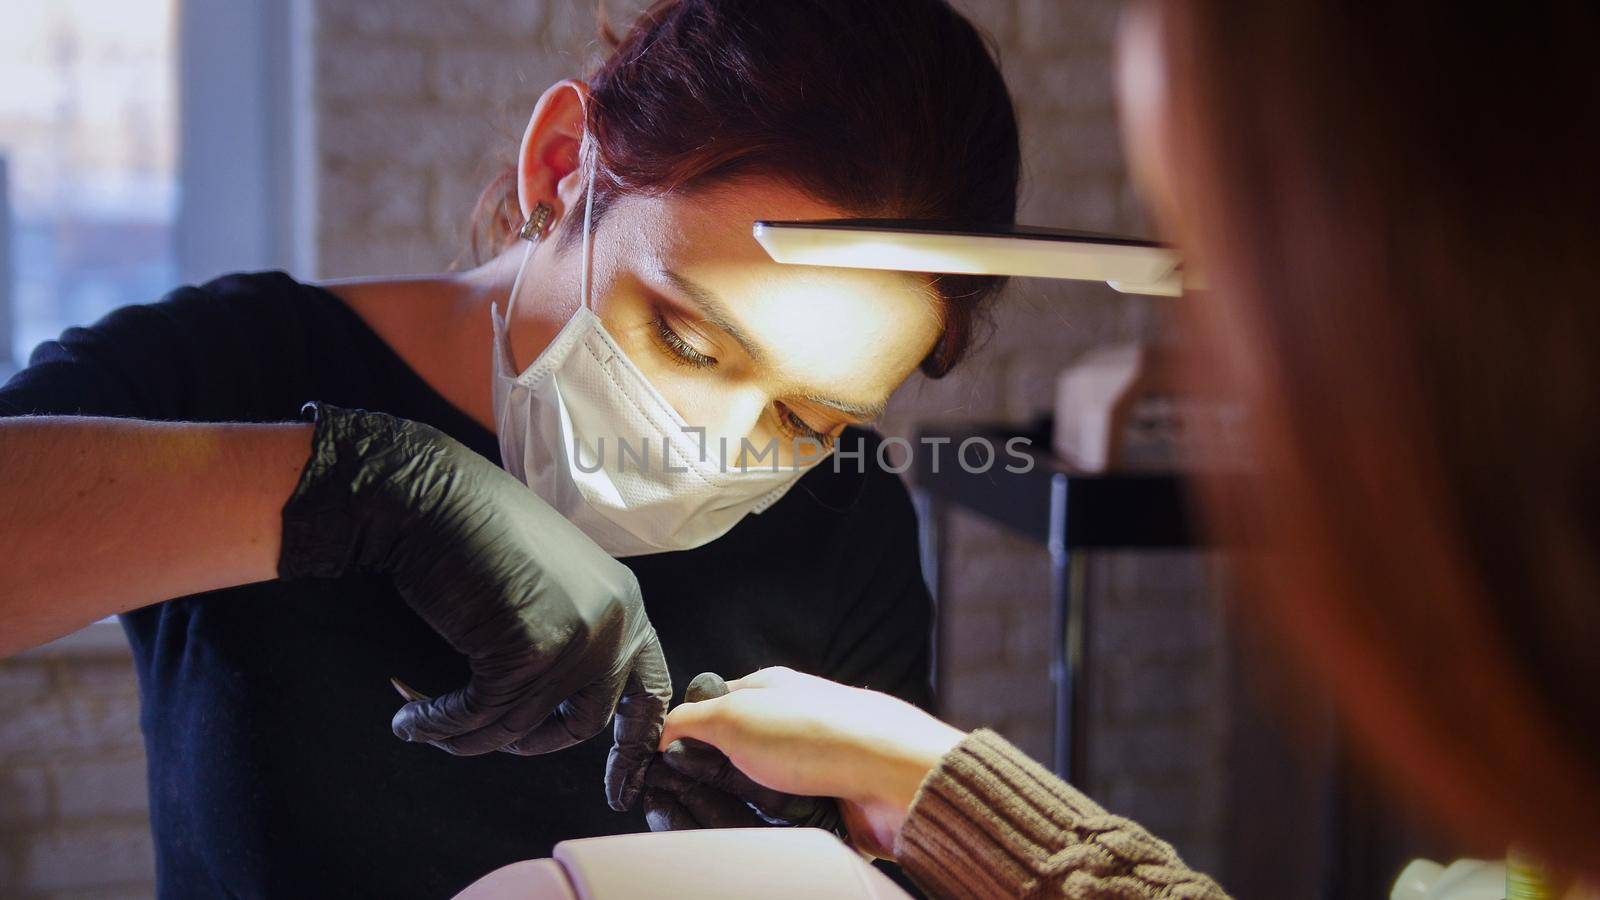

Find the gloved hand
[[645, 672, 842, 833], [277, 403, 671, 811]]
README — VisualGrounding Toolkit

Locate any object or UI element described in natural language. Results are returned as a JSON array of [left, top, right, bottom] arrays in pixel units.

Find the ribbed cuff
[[895, 729, 1228, 899]]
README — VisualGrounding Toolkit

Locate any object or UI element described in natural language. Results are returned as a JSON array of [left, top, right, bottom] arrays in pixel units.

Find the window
[[0, 0, 179, 369], [0, 0, 308, 375]]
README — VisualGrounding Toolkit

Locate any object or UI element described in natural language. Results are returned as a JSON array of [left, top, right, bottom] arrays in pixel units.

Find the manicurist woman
[[0, 1, 1020, 896], [655, 2, 1600, 898]]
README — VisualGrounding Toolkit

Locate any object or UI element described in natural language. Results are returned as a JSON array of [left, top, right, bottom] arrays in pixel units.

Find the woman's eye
[[653, 314, 718, 369], [774, 402, 834, 446]]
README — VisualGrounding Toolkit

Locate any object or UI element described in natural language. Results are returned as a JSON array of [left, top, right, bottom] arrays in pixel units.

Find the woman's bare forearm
[[0, 417, 313, 655]]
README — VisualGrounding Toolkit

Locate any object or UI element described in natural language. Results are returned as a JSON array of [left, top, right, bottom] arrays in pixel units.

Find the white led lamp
[[752, 219, 1186, 296]]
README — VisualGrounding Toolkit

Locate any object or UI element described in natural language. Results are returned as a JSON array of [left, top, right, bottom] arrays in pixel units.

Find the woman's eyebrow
[[660, 269, 769, 366], [661, 268, 889, 423]]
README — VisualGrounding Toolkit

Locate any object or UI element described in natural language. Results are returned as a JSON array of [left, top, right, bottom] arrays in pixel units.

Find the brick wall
[[0, 628, 154, 899], [311, 0, 656, 279], [0, 1, 1232, 895]]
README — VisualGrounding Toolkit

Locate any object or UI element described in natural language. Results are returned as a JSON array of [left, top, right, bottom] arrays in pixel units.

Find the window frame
[[175, 0, 315, 285]]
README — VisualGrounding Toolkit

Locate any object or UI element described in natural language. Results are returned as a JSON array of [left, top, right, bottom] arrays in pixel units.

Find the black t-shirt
[[0, 272, 932, 899]]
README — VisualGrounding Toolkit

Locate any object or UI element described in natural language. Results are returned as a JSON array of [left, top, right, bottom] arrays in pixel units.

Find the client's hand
[[657, 667, 965, 858], [645, 673, 843, 836]]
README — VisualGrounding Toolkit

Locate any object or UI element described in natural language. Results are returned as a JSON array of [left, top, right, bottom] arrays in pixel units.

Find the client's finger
[[724, 665, 801, 692], [661, 739, 841, 829], [658, 693, 730, 749], [643, 759, 765, 830]]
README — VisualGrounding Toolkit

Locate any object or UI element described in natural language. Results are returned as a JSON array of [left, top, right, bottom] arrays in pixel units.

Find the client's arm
[[659, 667, 1230, 900]]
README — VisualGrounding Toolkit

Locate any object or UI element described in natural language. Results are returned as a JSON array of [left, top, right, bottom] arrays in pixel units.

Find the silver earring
[[518, 203, 554, 242]]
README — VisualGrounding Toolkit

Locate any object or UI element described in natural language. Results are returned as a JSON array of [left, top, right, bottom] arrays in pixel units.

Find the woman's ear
[[516, 80, 592, 232]]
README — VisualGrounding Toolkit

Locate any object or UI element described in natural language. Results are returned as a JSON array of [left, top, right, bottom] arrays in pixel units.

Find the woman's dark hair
[[474, 0, 1020, 377], [1147, 0, 1600, 876]]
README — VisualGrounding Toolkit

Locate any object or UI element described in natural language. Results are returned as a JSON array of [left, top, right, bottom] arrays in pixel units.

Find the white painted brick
[[542, 0, 654, 56], [61, 658, 140, 697], [1017, 0, 1121, 54], [23, 824, 154, 892], [984, 286, 1136, 362], [59, 696, 144, 754], [321, 163, 432, 236], [431, 46, 570, 105], [940, 664, 1051, 726], [1003, 605, 1056, 664], [458, 0, 550, 38], [1104, 550, 1214, 594], [945, 508, 1038, 558], [35, 888, 155, 900], [1023, 55, 1116, 114], [1095, 606, 1224, 658], [886, 361, 1008, 424], [999, 719, 1053, 764], [317, 229, 457, 281], [1090, 722, 1213, 776], [0, 766, 51, 824], [320, 0, 488, 40], [316, 166, 374, 235], [318, 41, 428, 103], [321, 106, 504, 169], [1096, 657, 1220, 718], [54, 759, 149, 820], [434, 187, 505, 253], [942, 608, 1007, 670], [431, 163, 509, 240], [1116, 176, 1155, 235], [1097, 777, 1210, 830], [999, 353, 1063, 421], [541, 0, 600, 50], [945, 546, 1051, 609], [1025, 171, 1123, 231], [0, 659, 140, 777], [0, 660, 52, 699], [1032, 118, 1127, 179], [0, 701, 72, 761]]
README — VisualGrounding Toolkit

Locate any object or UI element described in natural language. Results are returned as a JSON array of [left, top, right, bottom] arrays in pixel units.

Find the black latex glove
[[641, 757, 768, 831], [277, 403, 671, 811], [645, 672, 843, 833]]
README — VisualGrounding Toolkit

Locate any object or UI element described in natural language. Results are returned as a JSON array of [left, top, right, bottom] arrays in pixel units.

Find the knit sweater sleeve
[[894, 729, 1231, 899]]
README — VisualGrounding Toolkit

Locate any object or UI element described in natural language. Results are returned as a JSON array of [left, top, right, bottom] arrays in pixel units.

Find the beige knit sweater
[[895, 729, 1231, 899]]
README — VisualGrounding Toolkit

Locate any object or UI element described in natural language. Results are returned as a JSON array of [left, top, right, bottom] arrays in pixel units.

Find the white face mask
[[491, 176, 828, 556]]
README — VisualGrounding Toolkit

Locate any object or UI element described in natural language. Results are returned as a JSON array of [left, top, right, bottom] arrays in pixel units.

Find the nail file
[[389, 676, 433, 704]]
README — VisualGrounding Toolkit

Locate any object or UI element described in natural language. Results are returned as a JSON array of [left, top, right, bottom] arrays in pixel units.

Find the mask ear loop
[[578, 153, 598, 312], [504, 202, 551, 325]]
